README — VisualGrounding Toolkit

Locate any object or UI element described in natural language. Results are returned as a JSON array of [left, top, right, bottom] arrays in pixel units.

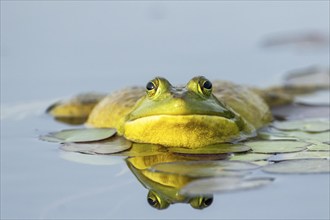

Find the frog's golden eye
[[198, 78, 213, 96], [189, 196, 213, 209], [147, 190, 169, 209], [147, 196, 158, 207], [146, 81, 156, 91], [202, 80, 212, 90], [146, 80, 159, 97]]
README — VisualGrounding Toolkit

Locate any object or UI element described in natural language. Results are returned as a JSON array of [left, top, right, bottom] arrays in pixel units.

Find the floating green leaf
[[251, 160, 271, 166], [60, 136, 131, 154], [168, 143, 250, 155], [40, 128, 116, 143], [149, 160, 259, 178], [257, 127, 298, 141], [230, 153, 271, 162], [245, 140, 309, 154], [269, 151, 330, 162], [180, 177, 274, 195], [259, 122, 330, 144], [273, 118, 330, 133], [285, 131, 330, 143], [307, 142, 330, 151], [258, 131, 298, 141], [262, 159, 330, 174]]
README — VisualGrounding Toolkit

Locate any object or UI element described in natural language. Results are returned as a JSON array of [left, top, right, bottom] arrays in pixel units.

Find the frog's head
[[147, 190, 213, 210], [121, 76, 245, 148]]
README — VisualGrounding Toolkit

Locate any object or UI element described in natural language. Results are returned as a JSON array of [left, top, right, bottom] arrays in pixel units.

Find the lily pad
[[262, 159, 330, 174], [149, 160, 259, 178], [257, 127, 298, 141], [269, 151, 330, 162], [61, 136, 131, 154], [168, 143, 251, 155], [230, 153, 271, 161], [307, 142, 330, 151], [40, 128, 116, 143], [273, 118, 330, 133], [251, 160, 271, 166], [245, 140, 309, 154], [258, 131, 298, 141], [181, 177, 274, 195], [285, 131, 330, 143]]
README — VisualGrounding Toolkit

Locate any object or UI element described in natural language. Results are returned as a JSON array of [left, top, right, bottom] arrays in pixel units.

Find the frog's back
[[212, 80, 273, 129], [87, 87, 145, 129]]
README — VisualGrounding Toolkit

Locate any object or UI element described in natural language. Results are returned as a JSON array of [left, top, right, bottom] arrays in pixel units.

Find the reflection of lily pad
[[245, 140, 309, 154], [230, 153, 271, 161], [40, 128, 116, 143], [273, 119, 330, 133], [262, 159, 330, 174], [149, 161, 259, 178], [181, 177, 274, 195], [59, 151, 124, 166], [307, 142, 330, 151], [168, 143, 251, 155], [269, 151, 330, 162], [61, 136, 131, 154]]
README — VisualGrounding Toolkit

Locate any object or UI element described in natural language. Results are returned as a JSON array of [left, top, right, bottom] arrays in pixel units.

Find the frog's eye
[[146, 81, 156, 91], [198, 78, 213, 96], [202, 80, 212, 90], [145, 80, 159, 97], [147, 190, 170, 209], [189, 196, 213, 209], [203, 197, 213, 206], [147, 196, 158, 207]]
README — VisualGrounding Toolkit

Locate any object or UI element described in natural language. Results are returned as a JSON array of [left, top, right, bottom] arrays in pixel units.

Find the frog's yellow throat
[[121, 114, 242, 148]]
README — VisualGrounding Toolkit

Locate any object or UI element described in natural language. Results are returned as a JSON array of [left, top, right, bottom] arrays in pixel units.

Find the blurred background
[[1, 1, 329, 103], [1, 1, 329, 219]]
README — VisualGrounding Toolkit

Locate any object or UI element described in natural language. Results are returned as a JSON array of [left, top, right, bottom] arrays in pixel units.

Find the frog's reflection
[[125, 152, 214, 209], [59, 141, 230, 210]]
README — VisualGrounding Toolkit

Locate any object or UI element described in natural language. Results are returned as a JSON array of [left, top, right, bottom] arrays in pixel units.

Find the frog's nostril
[[172, 93, 184, 98], [171, 89, 187, 98]]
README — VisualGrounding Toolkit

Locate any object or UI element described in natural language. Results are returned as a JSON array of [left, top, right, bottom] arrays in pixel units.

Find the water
[[1, 2, 329, 219]]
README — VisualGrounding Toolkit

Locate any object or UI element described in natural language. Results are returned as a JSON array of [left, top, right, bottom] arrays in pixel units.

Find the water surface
[[1, 2, 329, 219]]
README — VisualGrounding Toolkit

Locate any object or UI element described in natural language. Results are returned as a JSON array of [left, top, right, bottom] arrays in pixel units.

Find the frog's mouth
[[122, 114, 244, 148]]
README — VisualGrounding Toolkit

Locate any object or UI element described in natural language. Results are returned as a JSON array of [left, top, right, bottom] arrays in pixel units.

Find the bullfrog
[[47, 75, 326, 148]]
